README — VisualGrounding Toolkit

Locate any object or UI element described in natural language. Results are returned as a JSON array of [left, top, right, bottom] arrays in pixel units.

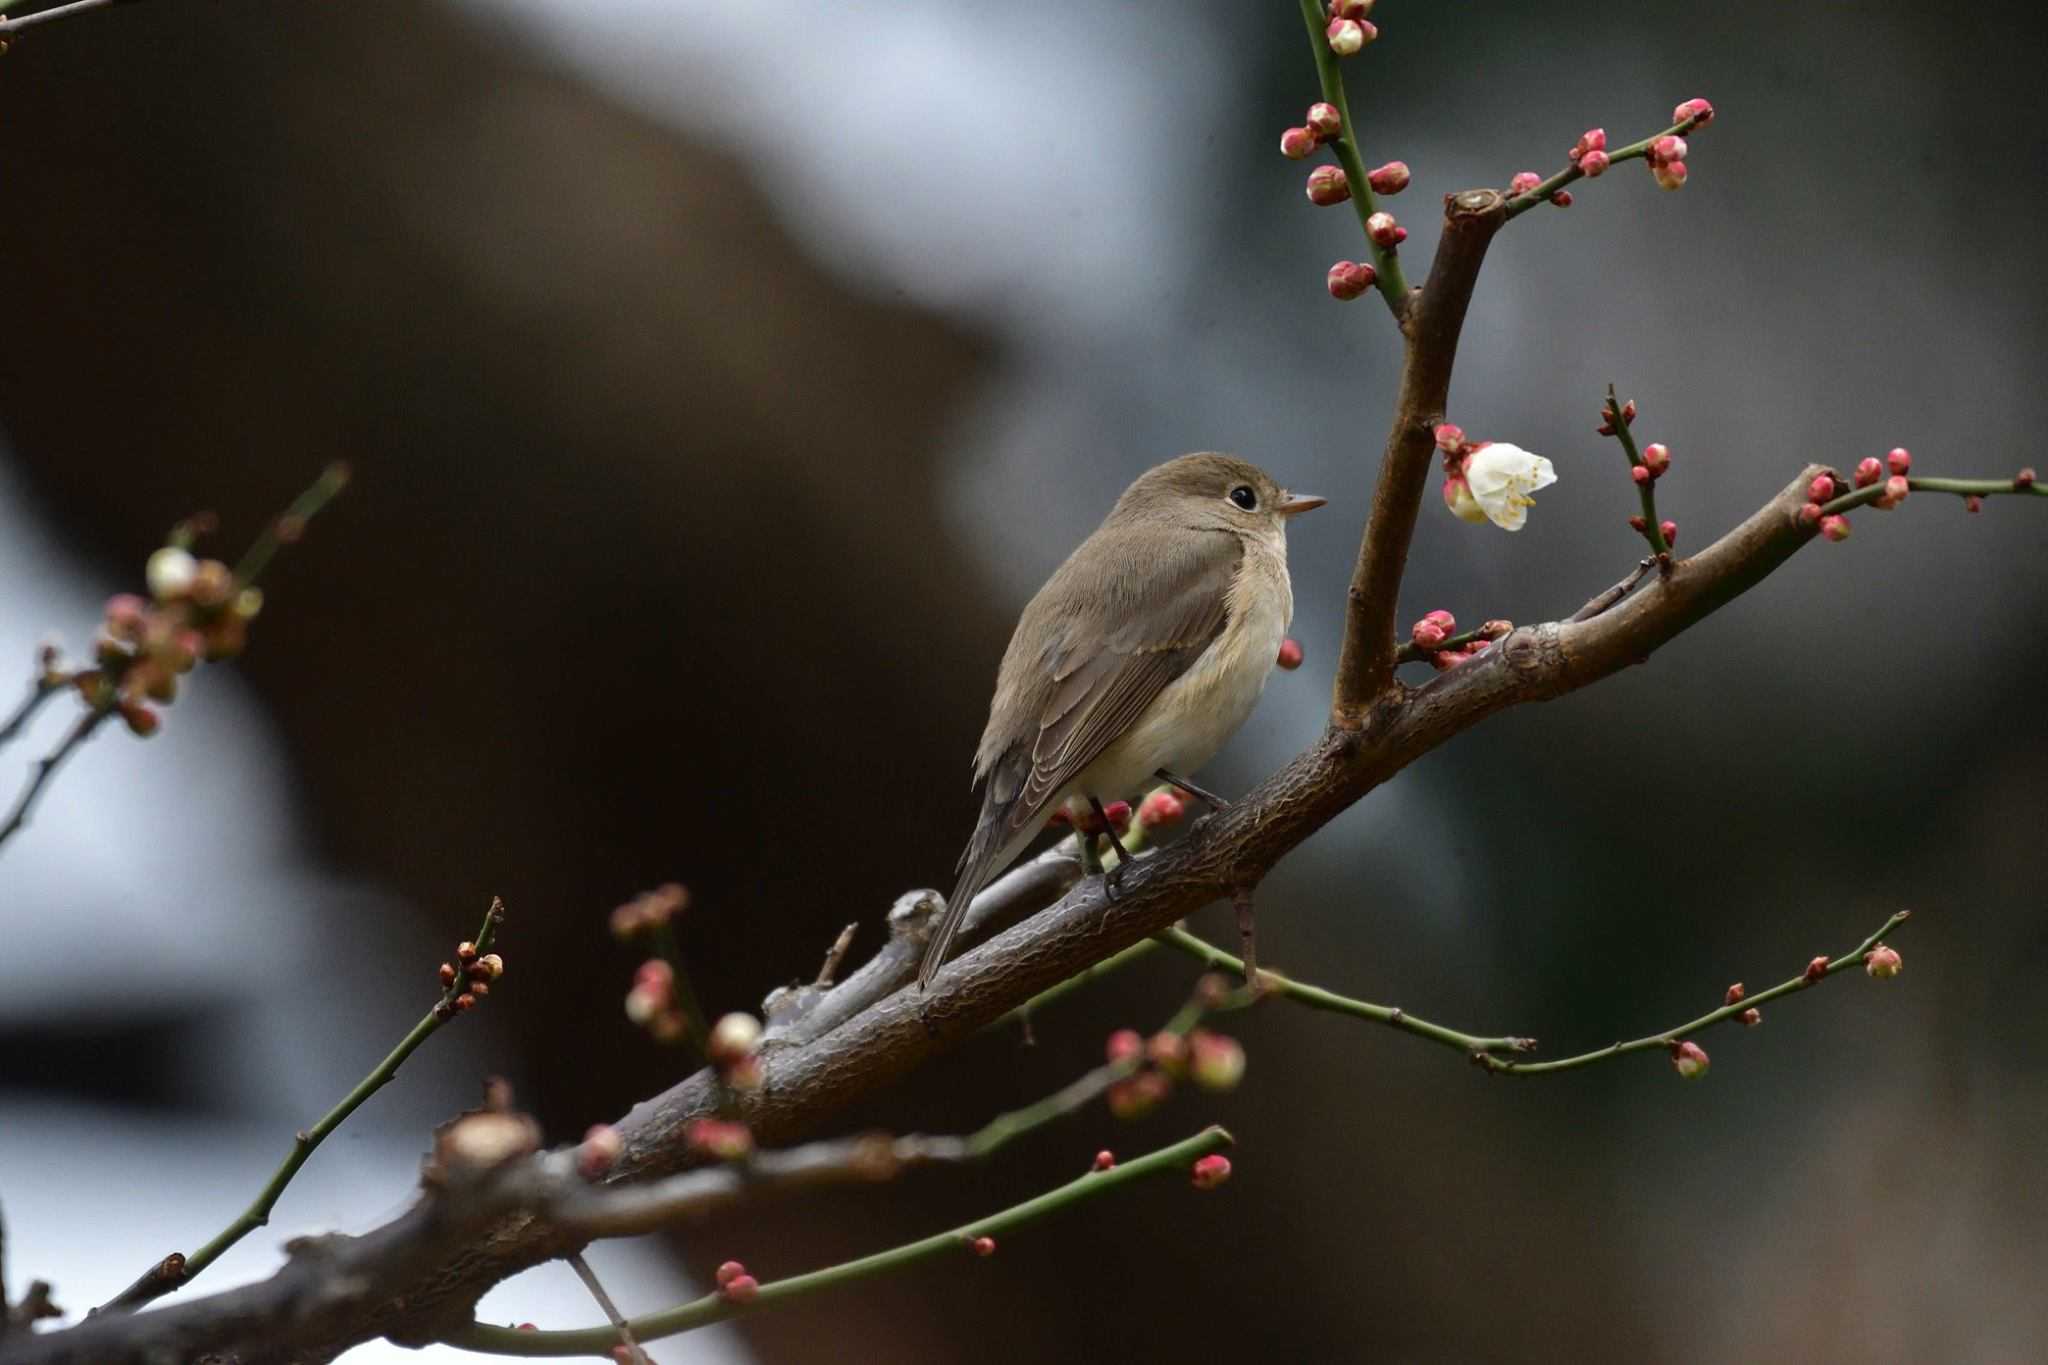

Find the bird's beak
[[1277, 492, 1327, 517]]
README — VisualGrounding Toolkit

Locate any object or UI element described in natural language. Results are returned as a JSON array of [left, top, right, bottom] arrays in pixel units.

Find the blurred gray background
[[0, 1, 2042, 1361]]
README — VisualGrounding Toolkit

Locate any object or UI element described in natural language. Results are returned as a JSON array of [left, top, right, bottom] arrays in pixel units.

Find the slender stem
[[0, 0, 129, 33], [990, 935, 1161, 1036], [0, 706, 111, 855], [1155, 927, 1534, 1056], [97, 901, 506, 1312], [231, 463, 351, 589], [1477, 911, 1910, 1075], [1392, 624, 1503, 667], [0, 673, 65, 752], [1294, 0, 1410, 315], [1820, 473, 2046, 518], [1604, 386, 1670, 556], [447, 1128, 1233, 1356], [1502, 113, 1706, 221]]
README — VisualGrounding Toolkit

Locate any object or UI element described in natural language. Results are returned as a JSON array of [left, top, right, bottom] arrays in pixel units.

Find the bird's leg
[[1089, 796, 1136, 901], [1231, 885, 1260, 990], [1154, 767, 1230, 809], [1077, 828, 1104, 877]]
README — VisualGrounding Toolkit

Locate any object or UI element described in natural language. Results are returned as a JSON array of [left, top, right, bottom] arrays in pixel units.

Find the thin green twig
[[1476, 910, 1910, 1075], [1294, 0, 1410, 313], [446, 1127, 1234, 1356], [0, 706, 112, 854], [1819, 474, 2046, 518], [95, 900, 507, 1313], [1502, 111, 1709, 221], [0, 671, 66, 752], [232, 462, 352, 589], [1604, 385, 1671, 556]]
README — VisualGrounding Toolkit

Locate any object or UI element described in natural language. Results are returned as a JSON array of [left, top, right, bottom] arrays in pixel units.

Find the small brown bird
[[918, 453, 1325, 987]]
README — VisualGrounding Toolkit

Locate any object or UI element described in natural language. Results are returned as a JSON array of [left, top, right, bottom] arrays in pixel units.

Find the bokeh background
[[1, 2, 2043, 1361]]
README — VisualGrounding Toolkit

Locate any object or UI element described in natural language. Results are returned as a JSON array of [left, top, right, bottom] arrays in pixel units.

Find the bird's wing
[[918, 528, 1242, 987]]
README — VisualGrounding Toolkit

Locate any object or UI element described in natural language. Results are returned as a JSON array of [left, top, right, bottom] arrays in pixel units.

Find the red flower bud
[[1739, 1007, 1762, 1027], [1673, 97, 1715, 126], [1509, 171, 1541, 194], [1641, 443, 1671, 477], [1966, 495, 1983, 513], [1330, 0, 1374, 17], [1670, 1040, 1709, 1079], [970, 1235, 997, 1257], [1276, 637, 1304, 670], [1577, 149, 1610, 177], [1808, 474, 1836, 503], [2015, 467, 2036, 489], [1864, 945, 1903, 979], [1306, 164, 1351, 206], [1629, 514, 1648, 533], [1549, 190, 1573, 207], [1659, 520, 1678, 548], [1411, 617, 1448, 649], [1106, 1028, 1144, 1064], [1631, 465, 1651, 486], [1802, 955, 1831, 984], [1650, 135, 1689, 166], [1365, 211, 1400, 246], [1094, 1149, 1116, 1171], [1191, 1154, 1233, 1190], [1652, 160, 1688, 191], [1875, 474, 1909, 510], [578, 1124, 623, 1179], [1280, 126, 1317, 160], [1305, 102, 1342, 139], [716, 1260, 747, 1288], [1798, 502, 1824, 527], [1433, 423, 1465, 453], [1138, 789, 1186, 829], [1326, 259, 1376, 300], [1854, 457, 1883, 488], [120, 701, 161, 738], [1724, 983, 1745, 1006], [1885, 446, 1912, 476], [1820, 514, 1851, 542], [1367, 160, 1410, 194], [719, 1274, 760, 1304], [1325, 16, 1370, 55]]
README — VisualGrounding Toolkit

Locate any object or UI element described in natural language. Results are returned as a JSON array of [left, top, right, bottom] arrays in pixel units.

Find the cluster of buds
[[1864, 944, 1903, 979], [1800, 447, 1914, 544], [436, 939, 504, 1015], [1190, 1153, 1234, 1190], [1651, 99, 1714, 190], [623, 958, 690, 1043], [1104, 1020, 1247, 1118], [1327, 259, 1377, 301], [715, 1260, 759, 1303], [1725, 982, 1762, 1028], [707, 1011, 764, 1089], [1669, 1039, 1710, 1080], [1324, 0, 1378, 55], [1507, 169, 1571, 208], [1366, 211, 1406, 247], [609, 882, 688, 940], [1136, 787, 1185, 830], [1281, 101, 1345, 160], [1436, 423, 1560, 532], [685, 1117, 755, 1160], [1572, 127, 1609, 177], [84, 544, 266, 737], [1408, 609, 1510, 671]]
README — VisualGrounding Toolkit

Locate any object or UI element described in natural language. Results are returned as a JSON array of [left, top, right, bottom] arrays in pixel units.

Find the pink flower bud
[[970, 1235, 996, 1257], [1306, 164, 1351, 206], [1650, 135, 1689, 166], [2016, 467, 2037, 489], [1854, 457, 1884, 488], [1188, 1029, 1247, 1091], [1411, 618, 1448, 649], [1808, 474, 1836, 502], [716, 1260, 747, 1287], [686, 1118, 756, 1160], [1190, 1154, 1233, 1190], [1673, 97, 1715, 126], [1330, 0, 1374, 18], [577, 1124, 623, 1179], [1631, 465, 1650, 486], [1629, 514, 1648, 533], [1430, 650, 1464, 671], [720, 1274, 759, 1304], [1724, 982, 1746, 1006], [1577, 149, 1610, 177], [1549, 190, 1573, 207], [1874, 474, 1909, 510], [1820, 514, 1851, 542], [1326, 17, 1368, 55], [1739, 1007, 1762, 1027], [1367, 160, 1411, 194], [1433, 426, 1466, 458], [1106, 1028, 1144, 1065], [1305, 102, 1342, 139], [1094, 1150, 1116, 1171], [1138, 788, 1185, 829], [1797, 502, 1824, 527], [1276, 637, 1304, 670], [1864, 945, 1903, 979], [1146, 1030, 1189, 1074], [1641, 443, 1671, 477], [1102, 799, 1132, 833], [1366, 211, 1400, 246], [707, 1011, 763, 1068], [120, 701, 161, 738], [1669, 1040, 1709, 1079], [103, 593, 148, 642], [1652, 160, 1688, 191], [1659, 519, 1678, 547], [1422, 608, 1456, 631], [1885, 446, 1912, 476], [1803, 955, 1831, 984], [1509, 171, 1542, 194], [1326, 259, 1376, 300], [1280, 126, 1317, 160], [1579, 128, 1608, 154], [1966, 495, 1983, 513]]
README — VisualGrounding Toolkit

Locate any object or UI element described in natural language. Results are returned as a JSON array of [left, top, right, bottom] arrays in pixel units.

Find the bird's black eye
[[1229, 485, 1258, 510]]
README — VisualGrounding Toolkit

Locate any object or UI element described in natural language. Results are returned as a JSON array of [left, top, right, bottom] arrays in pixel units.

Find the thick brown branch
[[1331, 189, 1507, 724]]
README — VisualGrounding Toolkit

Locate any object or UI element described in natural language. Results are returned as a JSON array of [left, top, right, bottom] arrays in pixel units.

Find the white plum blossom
[[1453, 441, 1557, 531]]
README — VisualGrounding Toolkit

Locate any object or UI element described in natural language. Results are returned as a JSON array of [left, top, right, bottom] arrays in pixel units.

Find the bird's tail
[[917, 804, 1015, 990]]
